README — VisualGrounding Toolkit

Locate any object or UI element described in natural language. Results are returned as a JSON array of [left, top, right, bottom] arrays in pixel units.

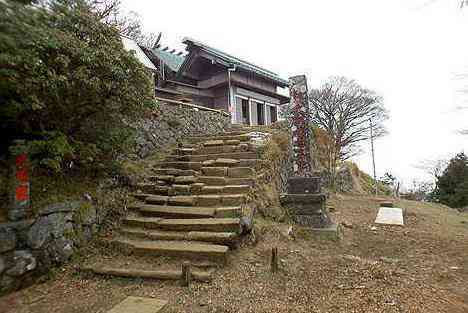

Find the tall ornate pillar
[[280, 75, 342, 240]]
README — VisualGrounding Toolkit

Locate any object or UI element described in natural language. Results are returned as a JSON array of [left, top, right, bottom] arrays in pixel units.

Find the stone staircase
[[84, 127, 260, 282]]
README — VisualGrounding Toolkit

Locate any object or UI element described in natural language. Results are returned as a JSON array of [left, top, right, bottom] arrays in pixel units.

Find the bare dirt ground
[[1, 194, 468, 313]]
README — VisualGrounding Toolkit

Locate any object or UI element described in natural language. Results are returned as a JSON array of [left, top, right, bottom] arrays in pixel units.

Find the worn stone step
[[222, 185, 251, 194], [176, 148, 196, 155], [142, 194, 246, 207], [198, 185, 250, 195], [82, 265, 212, 282], [201, 167, 228, 177], [203, 139, 224, 147], [196, 145, 244, 155], [173, 175, 198, 185], [120, 227, 239, 245], [155, 161, 202, 171], [112, 238, 229, 262], [176, 152, 257, 163], [227, 167, 255, 178], [198, 176, 227, 186], [131, 193, 154, 201], [149, 175, 175, 183], [200, 186, 225, 195], [187, 134, 250, 143], [130, 204, 215, 218], [152, 169, 199, 177], [239, 159, 261, 168], [198, 176, 254, 187], [157, 218, 241, 232], [123, 216, 241, 233]]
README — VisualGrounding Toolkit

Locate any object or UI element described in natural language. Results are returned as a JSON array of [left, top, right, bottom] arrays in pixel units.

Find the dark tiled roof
[[151, 47, 186, 72], [182, 37, 289, 86]]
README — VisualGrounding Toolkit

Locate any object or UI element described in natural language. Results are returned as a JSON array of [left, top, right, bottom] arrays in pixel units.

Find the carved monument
[[280, 75, 342, 240]]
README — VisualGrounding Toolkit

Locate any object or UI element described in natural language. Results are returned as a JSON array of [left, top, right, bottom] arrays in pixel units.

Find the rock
[[240, 216, 253, 234], [27, 212, 72, 249], [0, 228, 16, 253], [75, 204, 97, 226], [6, 250, 36, 277], [342, 221, 353, 229], [47, 237, 74, 263], [281, 226, 294, 238], [0, 275, 16, 294], [39, 201, 81, 216]]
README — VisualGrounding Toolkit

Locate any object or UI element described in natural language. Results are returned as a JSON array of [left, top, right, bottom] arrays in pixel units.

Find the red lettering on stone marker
[[16, 168, 28, 183], [16, 154, 27, 167], [16, 185, 29, 202]]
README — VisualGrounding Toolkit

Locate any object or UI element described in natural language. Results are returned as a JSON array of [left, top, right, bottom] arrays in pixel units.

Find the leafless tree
[[414, 158, 448, 182], [309, 76, 388, 185], [86, 0, 159, 47]]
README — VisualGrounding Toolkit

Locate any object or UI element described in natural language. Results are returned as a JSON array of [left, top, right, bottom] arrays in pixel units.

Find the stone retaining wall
[[0, 100, 231, 295], [0, 201, 99, 295], [133, 99, 231, 158]]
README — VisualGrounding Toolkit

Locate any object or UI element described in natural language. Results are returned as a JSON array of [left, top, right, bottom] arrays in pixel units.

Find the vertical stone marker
[[280, 75, 342, 240], [9, 140, 31, 221], [289, 75, 312, 177]]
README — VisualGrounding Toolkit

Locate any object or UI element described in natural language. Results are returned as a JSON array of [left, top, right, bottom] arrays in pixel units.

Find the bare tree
[[414, 158, 449, 181], [86, 0, 159, 47], [309, 76, 388, 185]]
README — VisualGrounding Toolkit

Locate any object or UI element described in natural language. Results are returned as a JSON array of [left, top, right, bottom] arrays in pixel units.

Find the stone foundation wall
[[0, 201, 99, 295], [133, 99, 231, 158], [0, 100, 231, 295]]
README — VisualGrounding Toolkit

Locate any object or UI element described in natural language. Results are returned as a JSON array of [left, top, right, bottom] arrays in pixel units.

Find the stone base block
[[307, 223, 343, 241]]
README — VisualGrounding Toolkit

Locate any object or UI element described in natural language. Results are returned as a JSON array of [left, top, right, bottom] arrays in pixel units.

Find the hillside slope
[[3, 194, 467, 313]]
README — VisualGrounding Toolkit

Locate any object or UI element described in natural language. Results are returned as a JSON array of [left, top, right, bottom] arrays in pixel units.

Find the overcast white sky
[[122, 0, 468, 186]]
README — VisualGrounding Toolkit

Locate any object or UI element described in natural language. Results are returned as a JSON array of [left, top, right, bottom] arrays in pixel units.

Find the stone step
[[82, 265, 213, 282], [175, 152, 257, 163], [157, 218, 241, 233], [198, 176, 255, 187], [112, 238, 229, 263], [142, 194, 247, 207], [152, 168, 199, 177], [155, 161, 202, 171], [123, 216, 241, 233], [201, 167, 228, 177], [129, 204, 216, 218], [187, 134, 250, 143], [175, 148, 196, 155], [120, 227, 239, 245]]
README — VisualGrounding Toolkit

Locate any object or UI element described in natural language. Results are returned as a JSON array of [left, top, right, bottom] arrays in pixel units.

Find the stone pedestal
[[280, 177, 342, 240], [280, 193, 331, 228]]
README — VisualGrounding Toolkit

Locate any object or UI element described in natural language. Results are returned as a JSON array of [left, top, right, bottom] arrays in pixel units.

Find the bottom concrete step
[[82, 265, 212, 282], [112, 238, 229, 263]]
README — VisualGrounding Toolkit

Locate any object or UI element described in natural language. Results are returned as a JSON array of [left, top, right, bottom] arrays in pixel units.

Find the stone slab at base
[[375, 207, 404, 226], [108, 296, 168, 313], [302, 223, 343, 241], [380, 202, 394, 208]]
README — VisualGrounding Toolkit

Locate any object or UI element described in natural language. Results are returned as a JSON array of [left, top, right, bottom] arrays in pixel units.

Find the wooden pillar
[[181, 261, 191, 287], [270, 247, 279, 273]]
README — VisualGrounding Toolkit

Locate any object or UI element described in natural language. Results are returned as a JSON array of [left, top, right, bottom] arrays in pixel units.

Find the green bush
[[27, 132, 74, 173], [0, 0, 154, 173], [432, 152, 468, 208]]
